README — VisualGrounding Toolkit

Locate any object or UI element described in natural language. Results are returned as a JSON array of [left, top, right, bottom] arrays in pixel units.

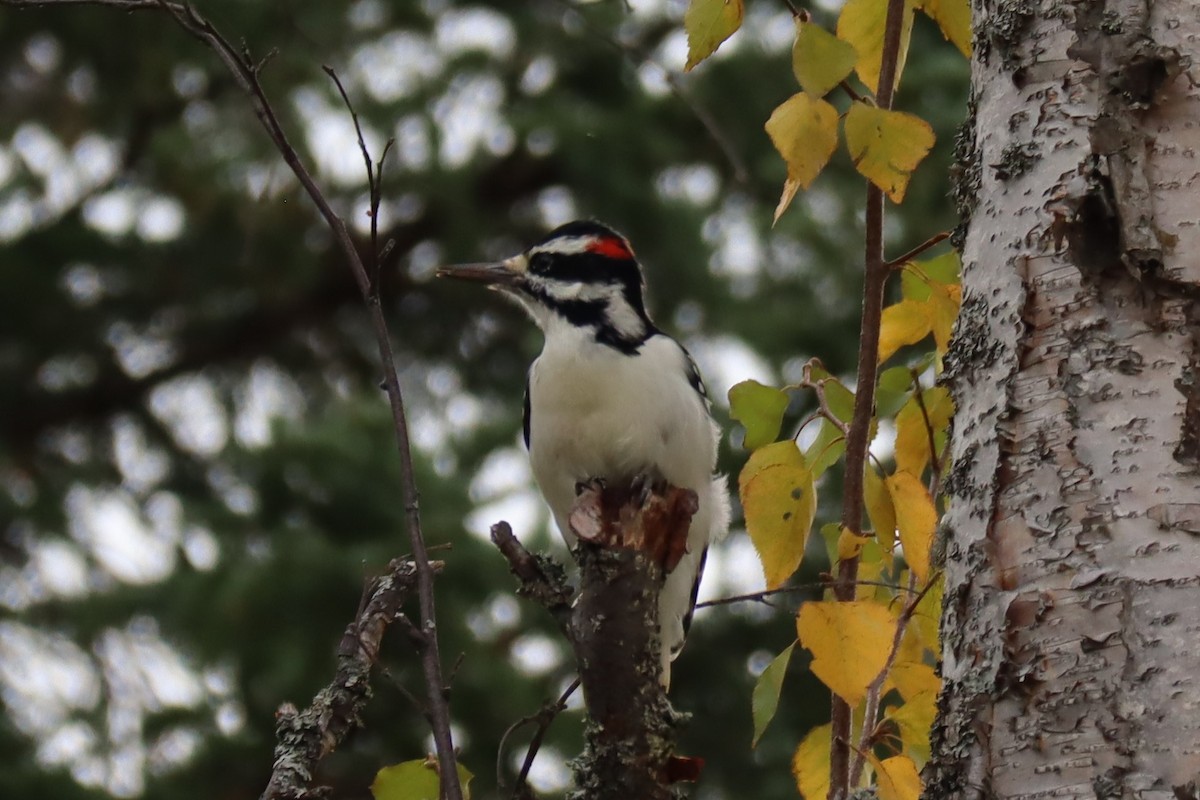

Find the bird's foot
[[574, 477, 607, 496], [630, 472, 668, 507]]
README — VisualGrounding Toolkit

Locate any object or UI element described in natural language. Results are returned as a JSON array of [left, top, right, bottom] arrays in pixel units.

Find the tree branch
[[261, 559, 440, 800], [830, 0, 910, 796], [492, 482, 698, 799]]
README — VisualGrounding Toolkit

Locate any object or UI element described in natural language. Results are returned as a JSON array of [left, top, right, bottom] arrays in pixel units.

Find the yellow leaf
[[874, 754, 922, 800], [792, 18, 858, 97], [918, 0, 972, 58], [837, 0, 914, 94], [372, 759, 474, 800], [845, 103, 935, 202], [929, 284, 961, 353], [909, 571, 944, 651], [885, 472, 936, 583], [894, 396, 930, 477], [888, 660, 940, 701], [684, 0, 744, 71], [886, 690, 936, 763], [766, 92, 839, 190], [797, 600, 896, 705], [901, 250, 960, 301], [863, 465, 896, 549], [739, 441, 817, 589], [791, 723, 831, 800], [895, 387, 954, 476], [773, 177, 803, 224], [878, 298, 932, 363], [837, 526, 866, 560]]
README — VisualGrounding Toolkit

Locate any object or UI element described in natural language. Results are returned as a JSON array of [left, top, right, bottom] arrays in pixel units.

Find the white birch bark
[[926, 1, 1200, 797]]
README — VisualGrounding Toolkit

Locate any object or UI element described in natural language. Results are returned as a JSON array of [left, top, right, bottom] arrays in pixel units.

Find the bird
[[438, 219, 729, 687]]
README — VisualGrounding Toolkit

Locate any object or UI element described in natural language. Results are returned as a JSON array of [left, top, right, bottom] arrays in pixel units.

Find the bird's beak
[[436, 254, 527, 287]]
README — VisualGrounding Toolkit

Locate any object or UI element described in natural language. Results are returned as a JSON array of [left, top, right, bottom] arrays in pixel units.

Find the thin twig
[[886, 230, 950, 268], [322, 65, 395, 290], [848, 571, 938, 786], [552, 0, 750, 185], [514, 678, 581, 797], [838, 79, 866, 103], [695, 579, 920, 610], [810, 378, 851, 438], [910, 368, 942, 478], [830, 0, 909, 796], [28, 2, 468, 797]]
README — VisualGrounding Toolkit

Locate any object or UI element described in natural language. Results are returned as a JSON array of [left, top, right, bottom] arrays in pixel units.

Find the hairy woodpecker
[[438, 220, 729, 685]]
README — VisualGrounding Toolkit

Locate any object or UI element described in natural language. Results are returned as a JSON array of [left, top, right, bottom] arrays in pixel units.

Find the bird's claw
[[575, 477, 607, 496]]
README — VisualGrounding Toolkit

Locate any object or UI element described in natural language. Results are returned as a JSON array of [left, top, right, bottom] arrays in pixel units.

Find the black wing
[[678, 341, 710, 406], [522, 372, 531, 449], [674, 547, 708, 660]]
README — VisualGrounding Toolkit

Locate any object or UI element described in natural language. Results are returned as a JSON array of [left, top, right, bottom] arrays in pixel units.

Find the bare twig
[[513, 678, 581, 798], [838, 79, 866, 103], [910, 368, 943, 480], [552, 0, 750, 185], [848, 571, 938, 786], [810, 378, 852, 438], [1, 1, 464, 796], [696, 579, 919, 609], [322, 65, 394, 289], [886, 230, 950, 268], [830, 0, 909, 795]]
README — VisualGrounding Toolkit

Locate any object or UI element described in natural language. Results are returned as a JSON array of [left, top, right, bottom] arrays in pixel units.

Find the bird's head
[[437, 220, 656, 352]]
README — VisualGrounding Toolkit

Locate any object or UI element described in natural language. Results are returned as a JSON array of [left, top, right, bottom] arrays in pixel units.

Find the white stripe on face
[[527, 236, 597, 257]]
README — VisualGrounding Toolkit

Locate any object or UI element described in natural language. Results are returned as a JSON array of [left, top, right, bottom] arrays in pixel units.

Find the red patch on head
[[587, 236, 633, 260]]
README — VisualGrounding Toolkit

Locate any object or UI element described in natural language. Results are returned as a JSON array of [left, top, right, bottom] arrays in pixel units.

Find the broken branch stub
[[568, 480, 699, 800]]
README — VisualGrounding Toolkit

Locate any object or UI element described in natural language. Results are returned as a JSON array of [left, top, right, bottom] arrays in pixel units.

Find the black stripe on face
[[524, 284, 653, 355]]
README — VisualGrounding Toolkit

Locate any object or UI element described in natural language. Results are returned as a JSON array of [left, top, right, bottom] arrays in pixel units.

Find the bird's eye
[[529, 253, 553, 274]]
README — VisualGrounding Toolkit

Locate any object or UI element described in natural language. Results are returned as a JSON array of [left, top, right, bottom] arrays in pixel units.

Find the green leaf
[[765, 92, 840, 194], [805, 419, 846, 479], [844, 102, 936, 203], [875, 365, 914, 418], [792, 18, 858, 97], [372, 759, 474, 800], [751, 642, 795, 746], [684, 0, 745, 71], [805, 363, 856, 423], [739, 441, 817, 589], [729, 379, 790, 450], [918, 0, 972, 57], [837, 0, 915, 94]]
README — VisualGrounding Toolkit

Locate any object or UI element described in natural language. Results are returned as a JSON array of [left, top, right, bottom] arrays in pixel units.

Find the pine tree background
[[0, 2, 965, 797]]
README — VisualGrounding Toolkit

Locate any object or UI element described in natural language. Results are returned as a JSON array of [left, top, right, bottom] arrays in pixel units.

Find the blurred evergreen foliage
[[0, 1, 966, 798]]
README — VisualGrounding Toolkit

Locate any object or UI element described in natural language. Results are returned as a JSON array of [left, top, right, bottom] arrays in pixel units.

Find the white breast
[[526, 327, 718, 542], [524, 319, 729, 682]]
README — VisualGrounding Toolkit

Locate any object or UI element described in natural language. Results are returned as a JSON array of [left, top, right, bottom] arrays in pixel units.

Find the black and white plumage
[[439, 220, 729, 686]]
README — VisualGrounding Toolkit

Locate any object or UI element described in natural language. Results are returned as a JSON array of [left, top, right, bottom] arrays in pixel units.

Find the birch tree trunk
[[926, 1, 1200, 797]]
